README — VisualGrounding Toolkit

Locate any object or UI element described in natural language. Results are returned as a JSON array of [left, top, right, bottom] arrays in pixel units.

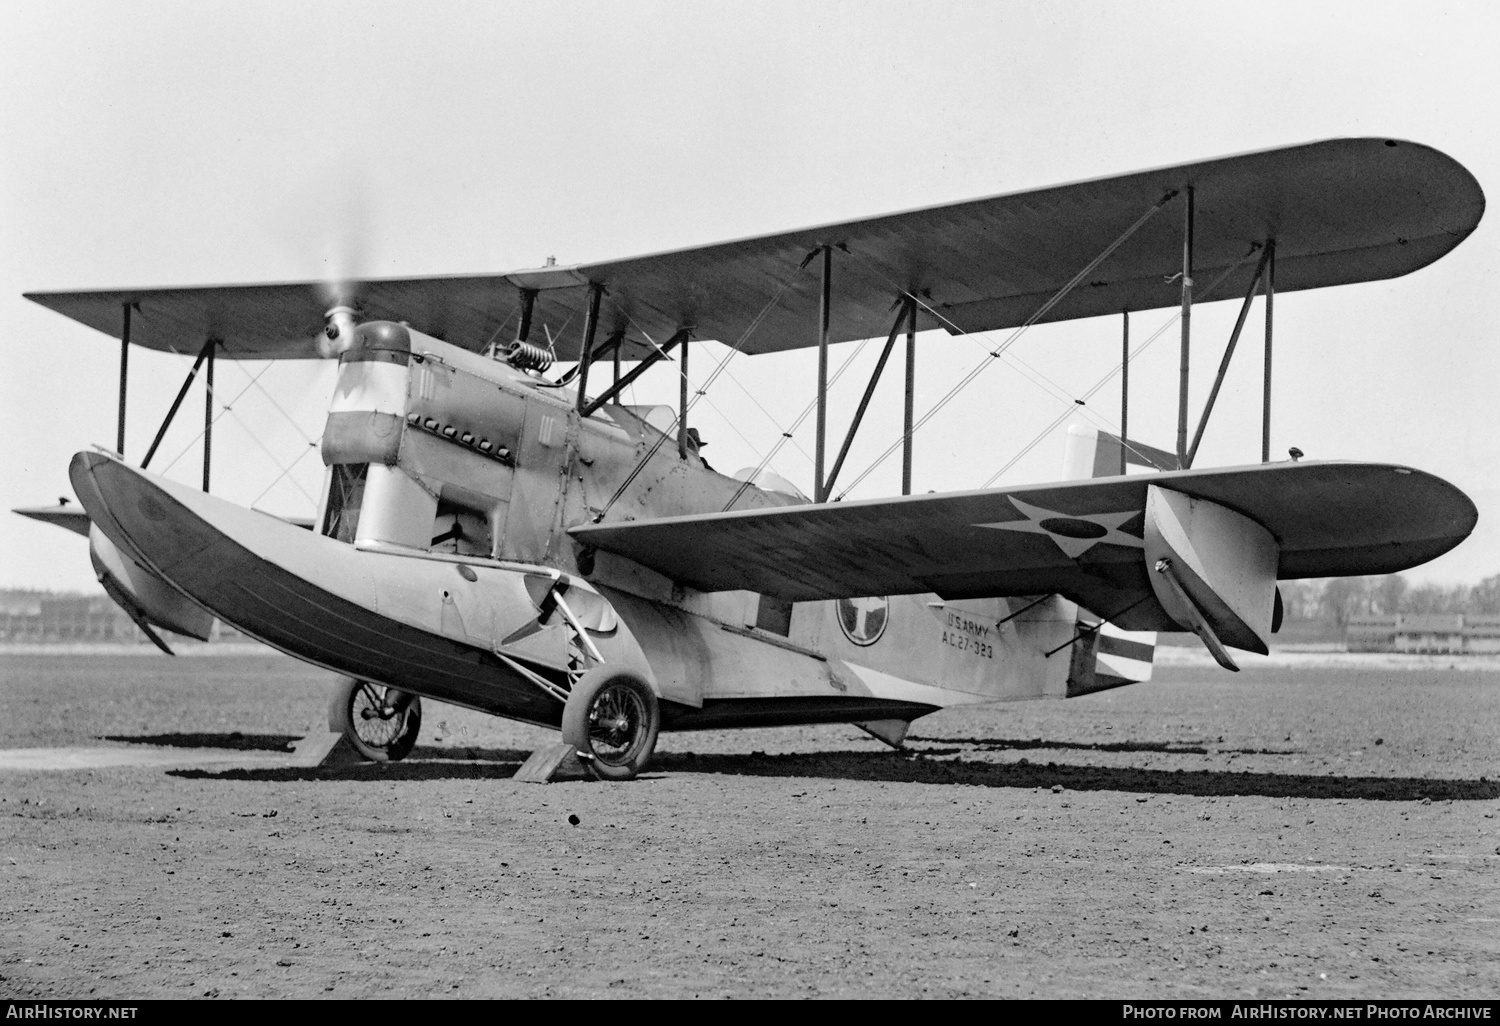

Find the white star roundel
[[837, 596, 890, 646], [976, 496, 1145, 559]]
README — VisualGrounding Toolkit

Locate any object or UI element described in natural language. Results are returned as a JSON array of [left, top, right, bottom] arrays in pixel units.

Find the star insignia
[[976, 496, 1144, 559]]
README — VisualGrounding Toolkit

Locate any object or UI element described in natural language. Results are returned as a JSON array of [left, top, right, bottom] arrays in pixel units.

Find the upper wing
[[25, 138, 1482, 360], [570, 461, 1475, 632]]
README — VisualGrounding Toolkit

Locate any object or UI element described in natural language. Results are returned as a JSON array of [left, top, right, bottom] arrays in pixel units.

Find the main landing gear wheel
[[561, 666, 660, 781], [330, 676, 422, 762]]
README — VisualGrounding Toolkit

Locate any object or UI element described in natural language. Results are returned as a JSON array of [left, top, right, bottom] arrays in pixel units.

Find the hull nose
[[69, 450, 220, 621], [66, 451, 565, 725], [64, 452, 215, 645], [70, 450, 384, 613]]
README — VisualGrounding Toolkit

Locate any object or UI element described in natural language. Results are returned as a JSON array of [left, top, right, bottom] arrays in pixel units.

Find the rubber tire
[[561, 666, 660, 781], [329, 676, 422, 763]]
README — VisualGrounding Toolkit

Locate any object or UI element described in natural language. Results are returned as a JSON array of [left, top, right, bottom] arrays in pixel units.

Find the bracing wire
[[596, 273, 803, 519], [611, 331, 780, 465], [720, 293, 911, 510], [980, 244, 1265, 487], [676, 367, 777, 465], [251, 437, 323, 508], [716, 363, 817, 467], [229, 412, 321, 508], [163, 397, 320, 509], [235, 360, 321, 450], [157, 355, 279, 475], [832, 191, 1177, 500], [156, 353, 322, 509], [719, 334, 877, 510], [980, 316, 1181, 487]]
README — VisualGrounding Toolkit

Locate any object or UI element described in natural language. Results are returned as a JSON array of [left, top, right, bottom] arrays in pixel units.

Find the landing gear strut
[[329, 676, 423, 762]]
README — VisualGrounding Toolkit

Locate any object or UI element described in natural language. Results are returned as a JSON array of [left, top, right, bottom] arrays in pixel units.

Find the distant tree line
[[1280, 574, 1500, 629]]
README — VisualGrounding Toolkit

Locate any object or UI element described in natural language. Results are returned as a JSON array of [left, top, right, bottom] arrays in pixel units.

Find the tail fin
[[1062, 423, 1179, 478], [1061, 424, 1158, 694]]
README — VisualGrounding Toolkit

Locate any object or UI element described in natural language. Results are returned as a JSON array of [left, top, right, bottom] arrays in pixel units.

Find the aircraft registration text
[[942, 611, 995, 659]]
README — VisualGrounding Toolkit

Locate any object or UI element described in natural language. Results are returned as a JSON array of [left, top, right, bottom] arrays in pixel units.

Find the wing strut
[[1119, 311, 1129, 476], [202, 338, 215, 492], [516, 288, 537, 342], [836, 189, 1179, 500], [1186, 242, 1273, 466], [574, 284, 603, 415], [814, 245, 833, 502], [116, 303, 131, 457], [678, 328, 690, 458], [824, 298, 912, 498], [1176, 187, 1194, 467], [589, 330, 625, 379], [581, 328, 689, 417], [902, 293, 917, 494], [141, 337, 217, 470], [1262, 240, 1276, 463]]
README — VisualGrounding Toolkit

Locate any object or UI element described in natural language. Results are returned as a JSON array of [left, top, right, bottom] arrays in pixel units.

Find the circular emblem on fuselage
[[837, 596, 890, 646]]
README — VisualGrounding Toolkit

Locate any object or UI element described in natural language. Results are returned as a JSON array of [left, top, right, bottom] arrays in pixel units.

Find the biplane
[[16, 138, 1485, 780]]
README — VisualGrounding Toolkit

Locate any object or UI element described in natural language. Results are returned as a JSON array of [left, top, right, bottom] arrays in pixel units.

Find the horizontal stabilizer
[[14, 503, 92, 537], [573, 461, 1475, 634]]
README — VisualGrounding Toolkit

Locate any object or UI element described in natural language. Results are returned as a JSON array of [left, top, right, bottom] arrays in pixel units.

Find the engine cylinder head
[[501, 340, 554, 373]]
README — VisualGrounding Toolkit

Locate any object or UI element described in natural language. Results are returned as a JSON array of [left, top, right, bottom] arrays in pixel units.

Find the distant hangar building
[[0, 592, 139, 643], [1346, 613, 1500, 654], [0, 591, 244, 645]]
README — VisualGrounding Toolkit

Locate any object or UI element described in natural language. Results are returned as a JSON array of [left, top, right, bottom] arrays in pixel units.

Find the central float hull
[[69, 451, 953, 732]]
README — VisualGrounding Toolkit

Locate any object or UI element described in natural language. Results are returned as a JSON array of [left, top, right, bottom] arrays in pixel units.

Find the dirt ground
[[1, 650, 1497, 999]]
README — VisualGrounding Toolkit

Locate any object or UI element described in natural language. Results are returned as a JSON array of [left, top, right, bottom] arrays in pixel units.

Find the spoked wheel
[[561, 667, 660, 781], [329, 676, 422, 762]]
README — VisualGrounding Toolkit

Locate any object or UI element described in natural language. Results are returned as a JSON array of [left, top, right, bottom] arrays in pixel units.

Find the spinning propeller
[[319, 304, 360, 359], [313, 226, 368, 358]]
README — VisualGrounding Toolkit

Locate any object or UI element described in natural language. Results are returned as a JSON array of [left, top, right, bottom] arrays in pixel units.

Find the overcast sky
[[3, 0, 1497, 592]]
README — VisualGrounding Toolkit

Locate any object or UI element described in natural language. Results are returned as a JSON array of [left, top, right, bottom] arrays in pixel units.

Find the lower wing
[[571, 461, 1474, 638]]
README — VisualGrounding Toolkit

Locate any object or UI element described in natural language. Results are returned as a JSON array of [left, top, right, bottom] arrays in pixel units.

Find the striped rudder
[[1067, 616, 1156, 696], [1061, 424, 1159, 696]]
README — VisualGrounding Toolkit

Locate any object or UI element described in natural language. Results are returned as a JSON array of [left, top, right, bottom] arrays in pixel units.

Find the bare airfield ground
[[1, 649, 1497, 1000]]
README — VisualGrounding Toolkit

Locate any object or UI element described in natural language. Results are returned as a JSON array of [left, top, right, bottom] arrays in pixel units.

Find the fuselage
[[70, 319, 1120, 739], [299, 320, 1089, 727]]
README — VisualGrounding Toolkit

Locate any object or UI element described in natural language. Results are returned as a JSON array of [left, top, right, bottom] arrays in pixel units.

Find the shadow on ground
[[104, 732, 302, 752], [152, 732, 1500, 800], [107, 733, 526, 766], [909, 735, 1299, 756], [653, 750, 1500, 802], [167, 744, 534, 783]]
